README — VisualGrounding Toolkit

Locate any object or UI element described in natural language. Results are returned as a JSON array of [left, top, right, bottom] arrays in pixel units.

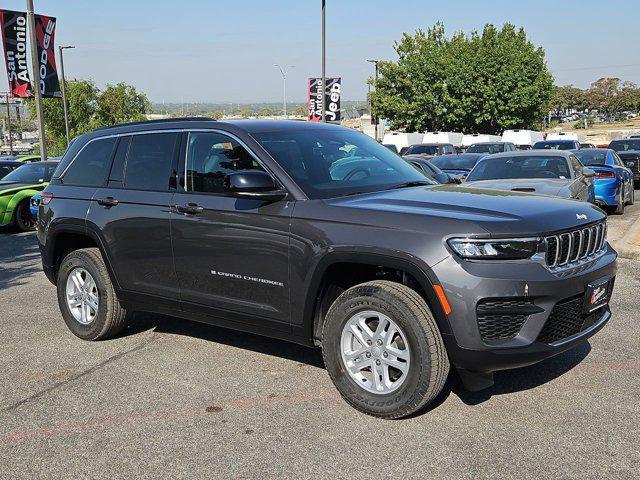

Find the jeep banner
[[0, 9, 32, 98], [34, 13, 61, 98], [307, 77, 341, 122]]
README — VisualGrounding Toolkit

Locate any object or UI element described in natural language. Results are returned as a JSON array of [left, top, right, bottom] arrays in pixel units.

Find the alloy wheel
[[340, 310, 411, 394], [65, 267, 99, 325]]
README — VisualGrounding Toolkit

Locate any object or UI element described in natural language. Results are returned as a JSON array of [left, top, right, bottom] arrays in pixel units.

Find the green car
[[0, 160, 59, 231], [15, 154, 42, 162]]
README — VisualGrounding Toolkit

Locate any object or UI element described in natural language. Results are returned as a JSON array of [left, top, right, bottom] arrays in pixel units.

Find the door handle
[[97, 196, 119, 207], [175, 203, 204, 215]]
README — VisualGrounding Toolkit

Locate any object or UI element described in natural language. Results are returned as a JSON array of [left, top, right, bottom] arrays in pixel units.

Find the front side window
[[124, 133, 178, 191], [62, 137, 117, 186], [253, 128, 431, 199], [467, 156, 571, 181], [186, 132, 267, 194]]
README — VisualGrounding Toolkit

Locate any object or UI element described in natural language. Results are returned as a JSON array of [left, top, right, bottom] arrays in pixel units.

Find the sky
[[2, 0, 640, 103]]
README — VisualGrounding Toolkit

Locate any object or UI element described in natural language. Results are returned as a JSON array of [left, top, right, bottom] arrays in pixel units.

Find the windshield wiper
[[389, 180, 434, 190]]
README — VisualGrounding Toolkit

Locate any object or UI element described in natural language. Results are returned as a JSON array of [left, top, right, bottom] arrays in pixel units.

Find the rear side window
[[62, 137, 117, 186], [124, 133, 179, 191]]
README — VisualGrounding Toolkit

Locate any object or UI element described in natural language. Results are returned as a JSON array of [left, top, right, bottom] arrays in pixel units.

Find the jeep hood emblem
[[576, 214, 587, 220]]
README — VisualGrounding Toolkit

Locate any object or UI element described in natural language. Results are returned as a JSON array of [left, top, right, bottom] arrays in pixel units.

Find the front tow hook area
[[456, 368, 495, 391]]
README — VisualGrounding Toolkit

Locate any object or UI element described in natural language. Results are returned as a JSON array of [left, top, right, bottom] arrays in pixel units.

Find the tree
[[370, 23, 554, 134], [550, 85, 587, 112], [26, 80, 150, 156], [96, 82, 150, 125]]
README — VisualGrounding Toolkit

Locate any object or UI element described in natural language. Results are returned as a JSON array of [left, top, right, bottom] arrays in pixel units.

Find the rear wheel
[[56, 248, 128, 340], [322, 280, 449, 419], [14, 199, 35, 231], [615, 187, 625, 214]]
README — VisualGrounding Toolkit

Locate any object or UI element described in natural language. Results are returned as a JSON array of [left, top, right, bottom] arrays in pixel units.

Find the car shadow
[[120, 311, 592, 410], [121, 312, 325, 369], [0, 229, 42, 291]]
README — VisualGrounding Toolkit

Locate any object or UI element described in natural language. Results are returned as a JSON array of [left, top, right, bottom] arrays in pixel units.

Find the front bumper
[[432, 244, 617, 372]]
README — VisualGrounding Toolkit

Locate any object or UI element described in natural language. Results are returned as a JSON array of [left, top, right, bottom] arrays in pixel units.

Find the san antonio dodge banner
[[0, 10, 32, 98], [34, 13, 61, 98], [307, 77, 341, 122]]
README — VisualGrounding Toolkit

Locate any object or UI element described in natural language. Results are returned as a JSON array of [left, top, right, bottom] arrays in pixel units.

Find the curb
[[612, 213, 640, 261]]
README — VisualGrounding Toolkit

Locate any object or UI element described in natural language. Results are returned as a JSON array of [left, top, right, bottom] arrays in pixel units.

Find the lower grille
[[537, 281, 614, 344], [476, 298, 541, 341]]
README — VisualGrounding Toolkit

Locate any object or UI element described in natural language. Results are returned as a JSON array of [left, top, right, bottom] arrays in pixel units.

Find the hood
[[327, 185, 604, 236], [463, 179, 571, 197]]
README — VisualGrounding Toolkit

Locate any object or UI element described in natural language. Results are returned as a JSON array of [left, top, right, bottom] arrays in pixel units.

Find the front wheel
[[322, 280, 449, 419]]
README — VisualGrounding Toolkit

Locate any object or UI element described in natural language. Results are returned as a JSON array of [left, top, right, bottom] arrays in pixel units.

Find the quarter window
[[124, 133, 178, 191], [62, 137, 117, 186], [186, 132, 267, 194]]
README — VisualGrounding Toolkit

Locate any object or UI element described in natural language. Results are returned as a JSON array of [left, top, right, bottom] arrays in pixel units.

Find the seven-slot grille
[[544, 221, 607, 269]]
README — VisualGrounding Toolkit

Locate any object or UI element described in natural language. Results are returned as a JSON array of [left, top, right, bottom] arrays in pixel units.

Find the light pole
[[59, 45, 75, 146], [26, 0, 47, 160], [274, 64, 294, 119], [321, 0, 326, 122], [367, 59, 380, 140]]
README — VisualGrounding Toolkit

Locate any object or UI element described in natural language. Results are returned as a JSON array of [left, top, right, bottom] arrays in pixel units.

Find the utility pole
[[274, 64, 294, 119], [321, 0, 326, 122], [26, 0, 47, 160], [3, 93, 14, 155], [59, 45, 75, 146], [367, 59, 380, 140]]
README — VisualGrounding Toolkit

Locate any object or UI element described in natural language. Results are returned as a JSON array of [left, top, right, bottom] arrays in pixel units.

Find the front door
[[170, 131, 292, 325]]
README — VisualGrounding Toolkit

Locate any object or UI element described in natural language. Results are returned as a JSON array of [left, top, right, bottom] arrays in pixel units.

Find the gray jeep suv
[[37, 119, 617, 418]]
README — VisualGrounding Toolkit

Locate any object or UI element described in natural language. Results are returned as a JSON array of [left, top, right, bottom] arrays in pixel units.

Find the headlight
[[448, 238, 540, 260]]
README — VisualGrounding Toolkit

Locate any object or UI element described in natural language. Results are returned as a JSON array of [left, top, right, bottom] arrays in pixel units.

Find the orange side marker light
[[433, 284, 452, 315]]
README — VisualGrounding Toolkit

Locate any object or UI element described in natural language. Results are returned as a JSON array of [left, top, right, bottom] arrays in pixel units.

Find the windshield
[[1, 163, 56, 184], [432, 155, 480, 171], [609, 139, 640, 152], [467, 143, 504, 154], [573, 150, 608, 166], [532, 141, 575, 150], [253, 128, 433, 199], [467, 155, 571, 181], [404, 145, 439, 156]]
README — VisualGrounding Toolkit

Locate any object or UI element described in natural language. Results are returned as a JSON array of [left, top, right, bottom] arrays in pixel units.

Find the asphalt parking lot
[[1, 208, 639, 479]]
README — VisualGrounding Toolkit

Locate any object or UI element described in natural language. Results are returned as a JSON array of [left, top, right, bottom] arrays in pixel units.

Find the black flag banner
[[307, 77, 341, 122], [0, 9, 32, 98], [34, 13, 61, 98]]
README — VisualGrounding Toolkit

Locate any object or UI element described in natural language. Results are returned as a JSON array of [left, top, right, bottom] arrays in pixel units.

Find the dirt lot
[[1, 208, 639, 479]]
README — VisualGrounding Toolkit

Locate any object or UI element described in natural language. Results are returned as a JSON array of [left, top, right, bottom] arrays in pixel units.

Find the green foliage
[[26, 80, 150, 156], [551, 78, 640, 115], [370, 22, 554, 134]]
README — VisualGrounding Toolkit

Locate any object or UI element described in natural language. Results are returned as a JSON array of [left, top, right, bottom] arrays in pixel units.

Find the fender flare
[[44, 221, 121, 289], [302, 249, 452, 341]]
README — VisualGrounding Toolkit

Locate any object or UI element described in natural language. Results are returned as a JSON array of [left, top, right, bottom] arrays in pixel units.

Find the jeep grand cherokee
[[37, 119, 617, 419]]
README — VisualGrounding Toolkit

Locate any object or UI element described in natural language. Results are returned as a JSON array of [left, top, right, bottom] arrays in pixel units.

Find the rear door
[[88, 132, 181, 303], [170, 130, 292, 325]]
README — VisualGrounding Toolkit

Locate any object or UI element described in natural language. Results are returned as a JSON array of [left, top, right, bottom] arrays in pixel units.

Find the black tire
[[322, 280, 449, 419], [56, 248, 127, 341], [14, 199, 35, 232], [615, 187, 625, 215]]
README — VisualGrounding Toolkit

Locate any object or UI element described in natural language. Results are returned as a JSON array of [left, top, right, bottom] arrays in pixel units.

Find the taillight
[[41, 192, 53, 205], [595, 170, 615, 179]]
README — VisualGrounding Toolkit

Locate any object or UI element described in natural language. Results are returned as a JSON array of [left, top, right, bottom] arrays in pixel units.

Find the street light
[[58, 45, 75, 146], [274, 64, 294, 119], [367, 59, 380, 140]]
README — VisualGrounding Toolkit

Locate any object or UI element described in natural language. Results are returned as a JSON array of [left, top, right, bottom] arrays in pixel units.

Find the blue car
[[431, 153, 485, 179], [572, 148, 634, 214], [30, 192, 42, 219]]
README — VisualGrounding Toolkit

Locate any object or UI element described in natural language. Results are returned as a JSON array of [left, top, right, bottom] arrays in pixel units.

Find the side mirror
[[583, 168, 596, 178], [224, 171, 287, 202]]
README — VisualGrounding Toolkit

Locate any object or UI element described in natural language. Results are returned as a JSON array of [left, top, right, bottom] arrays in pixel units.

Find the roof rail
[[94, 117, 215, 131]]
